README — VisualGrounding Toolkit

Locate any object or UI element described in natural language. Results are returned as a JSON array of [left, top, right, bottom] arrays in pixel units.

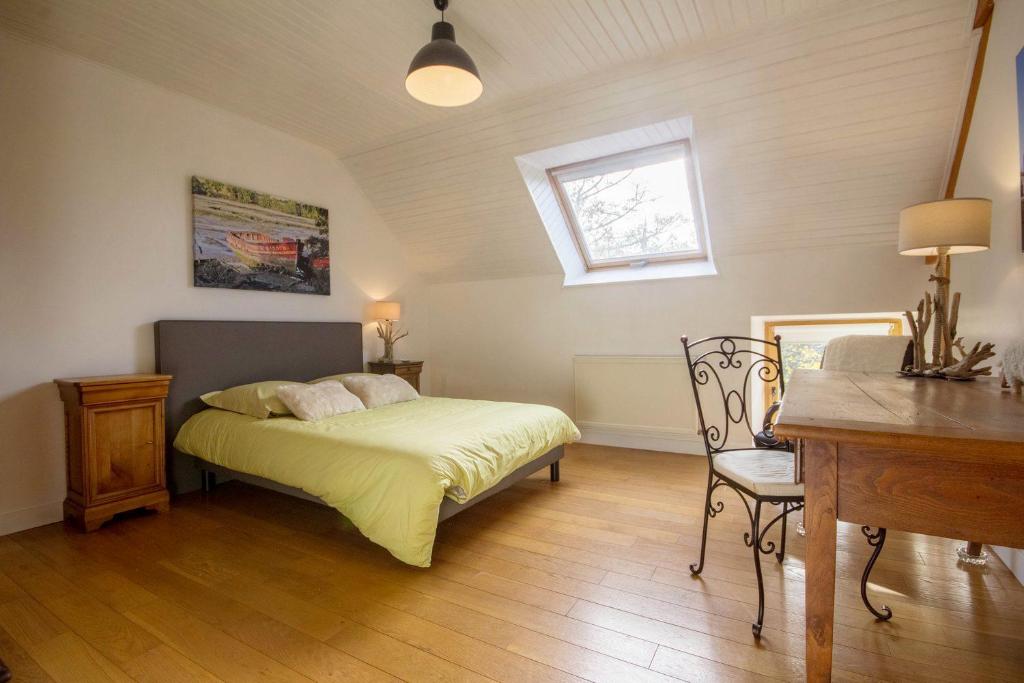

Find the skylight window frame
[[545, 139, 708, 272]]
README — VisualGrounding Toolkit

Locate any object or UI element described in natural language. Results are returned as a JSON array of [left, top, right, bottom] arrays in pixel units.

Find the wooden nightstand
[[54, 374, 172, 531], [368, 360, 424, 392]]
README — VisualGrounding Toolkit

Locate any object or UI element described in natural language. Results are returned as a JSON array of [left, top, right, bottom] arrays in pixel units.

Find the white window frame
[[546, 140, 707, 272]]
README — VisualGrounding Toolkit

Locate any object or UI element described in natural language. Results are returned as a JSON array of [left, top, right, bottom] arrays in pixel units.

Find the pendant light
[[406, 0, 482, 107]]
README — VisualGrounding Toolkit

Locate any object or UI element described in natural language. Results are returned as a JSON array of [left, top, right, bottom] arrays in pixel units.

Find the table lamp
[[370, 301, 407, 362], [898, 198, 991, 372], [899, 198, 995, 565]]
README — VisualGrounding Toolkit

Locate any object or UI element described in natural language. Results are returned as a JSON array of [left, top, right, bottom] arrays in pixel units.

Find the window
[[547, 140, 706, 271]]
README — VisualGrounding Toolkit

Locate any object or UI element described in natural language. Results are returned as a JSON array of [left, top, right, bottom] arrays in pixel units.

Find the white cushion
[[713, 449, 803, 497], [309, 372, 377, 384], [821, 335, 911, 373], [341, 374, 419, 409], [276, 381, 366, 421], [201, 380, 302, 419]]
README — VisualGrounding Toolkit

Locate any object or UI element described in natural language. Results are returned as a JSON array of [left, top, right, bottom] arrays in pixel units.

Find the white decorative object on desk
[[1000, 340, 1024, 394]]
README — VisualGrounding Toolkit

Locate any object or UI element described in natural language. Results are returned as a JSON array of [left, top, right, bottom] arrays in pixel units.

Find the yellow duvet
[[173, 396, 579, 567]]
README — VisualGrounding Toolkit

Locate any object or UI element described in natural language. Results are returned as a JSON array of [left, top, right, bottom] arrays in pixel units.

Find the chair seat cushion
[[713, 449, 804, 497]]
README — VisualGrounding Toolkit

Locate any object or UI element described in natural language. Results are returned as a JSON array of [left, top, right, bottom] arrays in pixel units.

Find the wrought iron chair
[[682, 335, 805, 638]]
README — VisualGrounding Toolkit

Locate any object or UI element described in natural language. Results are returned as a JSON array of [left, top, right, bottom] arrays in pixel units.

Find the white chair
[[820, 334, 913, 374]]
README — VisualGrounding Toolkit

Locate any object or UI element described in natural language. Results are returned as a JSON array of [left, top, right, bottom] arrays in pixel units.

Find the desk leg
[[957, 540, 989, 565], [804, 439, 839, 682]]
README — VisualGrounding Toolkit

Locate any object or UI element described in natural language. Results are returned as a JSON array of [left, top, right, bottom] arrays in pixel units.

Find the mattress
[[173, 396, 580, 566]]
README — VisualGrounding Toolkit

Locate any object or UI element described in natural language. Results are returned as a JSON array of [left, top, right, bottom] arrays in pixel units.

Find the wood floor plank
[[0, 597, 68, 648], [0, 623, 55, 683], [0, 568, 27, 604], [160, 559, 346, 641], [568, 599, 805, 679], [283, 557, 672, 682], [171, 504, 675, 682], [648, 645, 778, 682], [28, 631, 134, 683], [325, 619, 495, 683], [224, 613, 400, 683], [4, 443, 1023, 682], [122, 598, 312, 683], [168, 502, 663, 671], [121, 644, 224, 683]]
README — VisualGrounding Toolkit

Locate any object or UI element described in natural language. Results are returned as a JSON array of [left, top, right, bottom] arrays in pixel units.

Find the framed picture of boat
[[191, 176, 330, 295]]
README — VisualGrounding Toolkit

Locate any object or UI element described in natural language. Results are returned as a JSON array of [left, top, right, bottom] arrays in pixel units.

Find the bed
[[154, 320, 578, 567]]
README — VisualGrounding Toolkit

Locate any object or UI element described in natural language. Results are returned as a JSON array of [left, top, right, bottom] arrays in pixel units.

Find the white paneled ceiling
[[1, 0, 977, 283], [343, 0, 977, 281], [0, 0, 843, 156]]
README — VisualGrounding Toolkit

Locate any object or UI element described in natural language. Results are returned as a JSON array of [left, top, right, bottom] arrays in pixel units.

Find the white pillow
[[310, 372, 377, 384], [341, 374, 419, 409], [276, 381, 366, 422], [201, 380, 301, 419]]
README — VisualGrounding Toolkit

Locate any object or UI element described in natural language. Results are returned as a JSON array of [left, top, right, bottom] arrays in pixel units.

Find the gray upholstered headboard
[[154, 320, 363, 493]]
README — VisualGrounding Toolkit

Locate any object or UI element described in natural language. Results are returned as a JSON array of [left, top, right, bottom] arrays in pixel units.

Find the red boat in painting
[[227, 231, 299, 271]]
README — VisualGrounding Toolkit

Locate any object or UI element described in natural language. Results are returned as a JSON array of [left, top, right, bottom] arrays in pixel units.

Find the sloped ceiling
[[1, 0, 976, 283], [342, 0, 977, 282], [0, 0, 841, 155]]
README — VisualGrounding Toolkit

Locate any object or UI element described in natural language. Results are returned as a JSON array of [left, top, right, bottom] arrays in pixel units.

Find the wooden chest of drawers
[[367, 361, 424, 392], [54, 374, 172, 531]]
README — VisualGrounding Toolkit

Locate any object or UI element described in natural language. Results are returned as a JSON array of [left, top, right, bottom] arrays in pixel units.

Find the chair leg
[[751, 499, 765, 638], [861, 526, 893, 621], [690, 471, 714, 575], [776, 502, 788, 563]]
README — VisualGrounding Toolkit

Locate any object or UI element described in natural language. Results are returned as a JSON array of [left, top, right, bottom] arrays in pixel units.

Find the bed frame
[[154, 320, 561, 521]]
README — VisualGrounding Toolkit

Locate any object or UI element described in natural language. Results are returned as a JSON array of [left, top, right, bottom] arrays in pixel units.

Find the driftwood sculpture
[[903, 284, 993, 380], [940, 341, 996, 378], [904, 293, 933, 373], [376, 319, 408, 362]]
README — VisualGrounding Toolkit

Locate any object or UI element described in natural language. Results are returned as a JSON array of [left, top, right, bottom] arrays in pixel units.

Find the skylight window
[[547, 141, 705, 270]]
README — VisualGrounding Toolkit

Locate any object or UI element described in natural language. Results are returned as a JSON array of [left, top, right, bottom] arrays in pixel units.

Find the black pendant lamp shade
[[406, 0, 482, 107]]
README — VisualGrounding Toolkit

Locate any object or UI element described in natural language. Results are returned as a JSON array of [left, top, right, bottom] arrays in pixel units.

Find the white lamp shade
[[897, 198, 991, 256], [370, 301, 401, 321]]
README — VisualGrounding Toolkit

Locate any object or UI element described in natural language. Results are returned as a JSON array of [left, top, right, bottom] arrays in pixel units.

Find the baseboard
[[0, 500, 63, 536], [993, 547, 1024, 586], [577, 421, 705, 455]]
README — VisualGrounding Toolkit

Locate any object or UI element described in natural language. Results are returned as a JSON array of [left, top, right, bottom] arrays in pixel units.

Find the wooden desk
[[774, 370, 1024, 682]]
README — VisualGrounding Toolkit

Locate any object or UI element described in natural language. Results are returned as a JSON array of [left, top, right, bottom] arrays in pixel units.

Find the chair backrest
[[820, 335, 913, 373], [682, 335, 784, 458]]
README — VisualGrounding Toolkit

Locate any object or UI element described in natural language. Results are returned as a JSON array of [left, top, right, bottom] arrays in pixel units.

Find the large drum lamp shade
[[897, 198, 992, 256]]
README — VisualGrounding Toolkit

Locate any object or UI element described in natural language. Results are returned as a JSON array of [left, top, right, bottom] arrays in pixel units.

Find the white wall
[[950, 0, 1024, 584], [426, 243, 925, 420], [0, 34, 425, 534]]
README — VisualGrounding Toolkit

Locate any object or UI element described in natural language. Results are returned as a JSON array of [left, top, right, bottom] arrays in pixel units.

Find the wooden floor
[[2, 444, 1023, 682]]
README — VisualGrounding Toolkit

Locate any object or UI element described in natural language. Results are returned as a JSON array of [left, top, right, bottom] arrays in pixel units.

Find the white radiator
[[572, 355, 704, 455]]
